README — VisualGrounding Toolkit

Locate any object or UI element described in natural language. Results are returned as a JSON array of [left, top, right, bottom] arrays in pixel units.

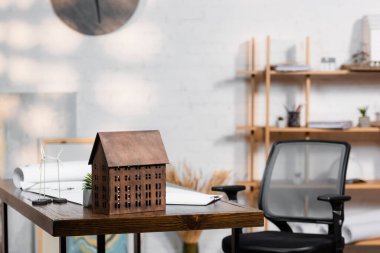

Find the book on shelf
[[271, 64, 311, 72], [309, 121, 353, 129]]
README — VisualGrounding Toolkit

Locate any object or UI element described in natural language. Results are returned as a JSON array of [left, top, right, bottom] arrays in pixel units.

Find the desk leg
[[59, 237, 66, 253], [97, 235, 105, 253], [2, 202, 8, 253], [231, 228, 240, 253], [134, 233, 141, 253]]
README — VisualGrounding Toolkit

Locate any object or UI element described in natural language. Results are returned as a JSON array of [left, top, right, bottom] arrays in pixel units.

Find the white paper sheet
[[166, 186, 222, 205], [21, 184, 222, 206], [13, 161, 91, 188], [22, 181, 83, 205]]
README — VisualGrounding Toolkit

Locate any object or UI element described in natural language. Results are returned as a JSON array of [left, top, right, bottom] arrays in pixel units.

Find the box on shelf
[[363, 15, 380, 63]]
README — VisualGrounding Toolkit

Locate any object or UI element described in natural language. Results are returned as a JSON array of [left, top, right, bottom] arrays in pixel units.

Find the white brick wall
[[1, 0, 380, 252]]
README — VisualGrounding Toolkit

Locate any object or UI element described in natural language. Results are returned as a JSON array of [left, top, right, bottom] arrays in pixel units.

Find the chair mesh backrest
[[259, 141, 350, 222]]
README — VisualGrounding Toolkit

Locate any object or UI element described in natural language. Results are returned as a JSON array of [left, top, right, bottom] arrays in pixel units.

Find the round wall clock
[[50, 0, 139, 35]]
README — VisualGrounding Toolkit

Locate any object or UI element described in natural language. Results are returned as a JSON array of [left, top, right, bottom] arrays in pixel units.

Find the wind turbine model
[[32, 145, 53, 205], [32, 145, 67, 205], [52, 149, 67, 204]]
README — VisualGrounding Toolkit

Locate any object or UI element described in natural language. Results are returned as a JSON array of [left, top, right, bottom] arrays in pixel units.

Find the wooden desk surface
[[0, 179, 263, 237]]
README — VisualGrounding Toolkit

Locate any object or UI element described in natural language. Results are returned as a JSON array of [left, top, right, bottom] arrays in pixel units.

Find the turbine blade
[[40, 144, 45, 157], [57, 148, 63, 159]]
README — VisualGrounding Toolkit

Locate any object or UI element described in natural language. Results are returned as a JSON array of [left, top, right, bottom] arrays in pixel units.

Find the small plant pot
[[276, 120, 286, 128], [358, 116, 370, 127], [83, 189, 92, 207]]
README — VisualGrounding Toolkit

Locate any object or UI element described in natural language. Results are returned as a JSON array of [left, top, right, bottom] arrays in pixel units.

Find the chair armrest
[[317, 194, 351, 203], [317, 194, 351, 253], [211, 185, 246, 201]]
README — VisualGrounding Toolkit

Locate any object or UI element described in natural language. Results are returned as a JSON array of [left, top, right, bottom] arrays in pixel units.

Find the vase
[[287, 111, 300, 127], [358, 116, 370, 127], [183, 242, 199, 253], [83, 189, 92, 207]]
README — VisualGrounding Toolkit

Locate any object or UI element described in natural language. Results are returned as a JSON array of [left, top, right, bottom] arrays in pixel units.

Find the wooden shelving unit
[[238, 35, 380, 247]]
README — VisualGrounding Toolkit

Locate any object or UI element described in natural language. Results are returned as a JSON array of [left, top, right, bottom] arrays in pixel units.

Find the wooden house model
[[88, 130, 169, 215]]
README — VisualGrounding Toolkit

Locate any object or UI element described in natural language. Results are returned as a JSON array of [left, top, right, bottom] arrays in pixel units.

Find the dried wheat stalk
[[166, 162, 231, 244]]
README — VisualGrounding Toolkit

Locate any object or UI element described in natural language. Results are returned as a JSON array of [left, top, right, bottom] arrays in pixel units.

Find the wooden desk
[[0, 179, 263, 253]]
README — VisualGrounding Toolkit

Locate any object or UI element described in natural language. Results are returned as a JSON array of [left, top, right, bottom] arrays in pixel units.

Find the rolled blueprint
[[342, 222, 380, 243], [13, 161, 91, 189]]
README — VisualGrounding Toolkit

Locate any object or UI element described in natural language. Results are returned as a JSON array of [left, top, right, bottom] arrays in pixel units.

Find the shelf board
[[237, 70, 352, 76], [237, 70, 259, 76], [237, 69, 380, 77], [235, 180, 261, 188], [270, 70, 350, 76], [236, 126, 260, 131], [270, 127, 380, 133], [236, 180, 380, 190], [351, 237, 380, 246], [346, 180, 380, 190], [237, 126, 380, 133]]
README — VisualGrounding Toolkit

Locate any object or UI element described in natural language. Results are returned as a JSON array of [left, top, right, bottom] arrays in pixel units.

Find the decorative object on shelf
[[285, 104, 302, 127], [83, 173, 92, 208], [320, 57, 336, 71], [342, 63, 380, 72], [358, 106, 370, 127], [372, 111, 380, 127], [346, 178, 366, 184], [346, 155, 364, 182], [309, 121, 353, 129], [166, 162, 231, 253], [50, 0, 140, 35], [363, 15, 380, 64], [276, 116, 286, 128], [271, 64, 310, 72], [88, 130, 169, 215], [351, 51, 369, 64]]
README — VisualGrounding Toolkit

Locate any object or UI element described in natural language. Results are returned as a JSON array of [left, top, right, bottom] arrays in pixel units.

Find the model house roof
[[89, 130, 169, 167]]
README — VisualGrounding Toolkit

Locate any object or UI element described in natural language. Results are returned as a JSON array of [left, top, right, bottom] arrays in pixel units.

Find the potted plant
[[82, 173, 92, 207], [276, 116, 286, 128], [358, 106, 370, 127]]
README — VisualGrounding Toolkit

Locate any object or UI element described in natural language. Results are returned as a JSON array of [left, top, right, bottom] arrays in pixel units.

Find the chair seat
[[222, 231, 335, 253]]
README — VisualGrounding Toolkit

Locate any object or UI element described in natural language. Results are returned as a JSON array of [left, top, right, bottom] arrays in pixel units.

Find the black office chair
[[213, 140, 351, 253]]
